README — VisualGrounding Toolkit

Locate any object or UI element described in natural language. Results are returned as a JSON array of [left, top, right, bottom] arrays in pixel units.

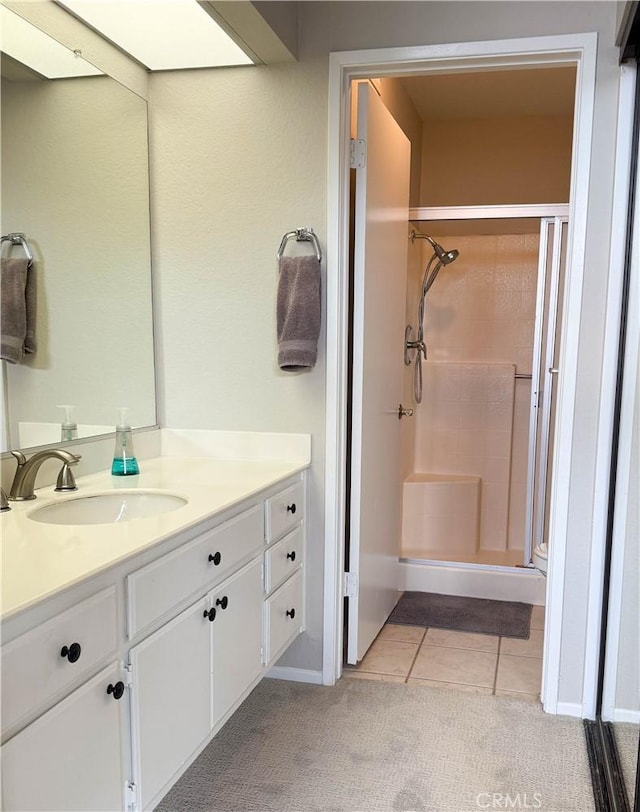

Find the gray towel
[[1, 257, 36, 364], [277, 255, 321, 371]]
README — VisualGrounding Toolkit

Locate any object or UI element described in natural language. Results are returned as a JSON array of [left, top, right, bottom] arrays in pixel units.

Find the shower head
[[424, 235, 459, 265], [410, 230, 459, 265]]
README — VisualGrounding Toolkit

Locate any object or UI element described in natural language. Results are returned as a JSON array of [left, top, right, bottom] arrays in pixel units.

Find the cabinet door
[[1, 662, 127, 811], [130, 597, 212, 810], [210, 558, 263, 727]]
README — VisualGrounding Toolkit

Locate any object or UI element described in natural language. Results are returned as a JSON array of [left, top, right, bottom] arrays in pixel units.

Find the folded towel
[[1, 257, 36, 364], [277, 255, 321, 371]]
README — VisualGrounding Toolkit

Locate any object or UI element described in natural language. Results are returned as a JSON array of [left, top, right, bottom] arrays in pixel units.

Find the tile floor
[[344, 604, 545, 701]]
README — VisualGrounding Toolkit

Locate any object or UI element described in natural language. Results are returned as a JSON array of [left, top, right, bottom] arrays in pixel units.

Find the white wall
[[150, 1, 622, 699], [149, 61, 327, 669]]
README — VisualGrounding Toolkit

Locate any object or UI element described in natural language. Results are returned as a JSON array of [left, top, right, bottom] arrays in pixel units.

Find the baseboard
[[266, 666, 324, 684], [556, 701, 584, 718], [611, 708, 640, 724], [399, 561, 546, 605]]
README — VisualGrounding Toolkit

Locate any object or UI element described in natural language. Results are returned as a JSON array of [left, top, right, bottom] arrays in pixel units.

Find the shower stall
[[400, 206, 568, 596]]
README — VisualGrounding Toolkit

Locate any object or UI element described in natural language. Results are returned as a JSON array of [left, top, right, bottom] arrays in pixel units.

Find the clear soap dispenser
[[57, 405, 78, 442], [111, 407, 139, 476]]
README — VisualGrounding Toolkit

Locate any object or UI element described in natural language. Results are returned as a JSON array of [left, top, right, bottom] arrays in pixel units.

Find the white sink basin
[[28, 491, 188, 525]]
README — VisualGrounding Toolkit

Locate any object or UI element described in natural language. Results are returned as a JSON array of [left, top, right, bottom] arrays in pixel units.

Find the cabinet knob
[[60, 642, 81, 663], [106, 682, 125, 700], [208, 551, 222, 566], [286, 503, 297, 514], [286, 608, 296, 619], [203, 607, 217, 622], [286, 550, 296, 562], [216, 596, 229, 610]]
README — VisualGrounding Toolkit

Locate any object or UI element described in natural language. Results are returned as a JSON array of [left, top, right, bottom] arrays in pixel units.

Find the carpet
[[155, 678, 595, 812], [387, 591, 532, 639]]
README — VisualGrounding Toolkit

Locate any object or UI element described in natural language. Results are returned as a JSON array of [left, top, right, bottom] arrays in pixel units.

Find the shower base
[[401, 548, 524, 567], [400, 557, 546, 605]]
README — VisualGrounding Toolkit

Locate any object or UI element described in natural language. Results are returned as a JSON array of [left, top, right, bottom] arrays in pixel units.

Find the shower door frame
[[525, 216, 569, 566], [324, 33, 601, 718], [408, 206, 571, 569]]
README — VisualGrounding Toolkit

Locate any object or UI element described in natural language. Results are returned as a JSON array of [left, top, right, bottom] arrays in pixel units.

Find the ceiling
[[399, 66, 577, 121]]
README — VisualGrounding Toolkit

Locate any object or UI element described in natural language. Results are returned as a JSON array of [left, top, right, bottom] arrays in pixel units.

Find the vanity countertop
[[1, 456, 308, 621]]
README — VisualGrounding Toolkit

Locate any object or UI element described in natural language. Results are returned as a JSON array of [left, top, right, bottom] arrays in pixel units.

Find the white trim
[[555, 701, 584, 719], [609, 708, 640, 725], [409, 204, 570, 221], [324, 33, 599, 706], [540, 34, 597, 717], [266, 666, 324, 685], [586, 64, 638, 721], [400, 561, 546, 605]]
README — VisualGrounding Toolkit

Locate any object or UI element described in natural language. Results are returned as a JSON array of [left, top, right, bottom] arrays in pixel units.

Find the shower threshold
[[401, 549, 525, 568], [399, 556, 546, 605]]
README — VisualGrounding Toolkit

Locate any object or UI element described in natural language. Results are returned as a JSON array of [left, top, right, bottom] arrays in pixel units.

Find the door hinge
[[350, 138, 366, 169], [124, 663, 133, 688], [125, 781, 137, 810], [343, 572, 359, 598]]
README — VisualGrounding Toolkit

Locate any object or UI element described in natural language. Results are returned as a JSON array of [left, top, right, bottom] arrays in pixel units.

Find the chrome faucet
[[8, 449, 82, 501]]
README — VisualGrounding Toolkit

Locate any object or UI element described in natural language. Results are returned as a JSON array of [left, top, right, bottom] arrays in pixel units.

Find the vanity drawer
[[264, 526, 303, 594], [265, 481, 304, 543], [127, 504, 263, 637], [1, 586, 118, 737], [263, 568, 304, 665]]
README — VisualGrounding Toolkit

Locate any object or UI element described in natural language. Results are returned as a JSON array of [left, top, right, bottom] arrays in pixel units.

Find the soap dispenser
[[57, 405, 78, 442], [111, 407, 139, 476]]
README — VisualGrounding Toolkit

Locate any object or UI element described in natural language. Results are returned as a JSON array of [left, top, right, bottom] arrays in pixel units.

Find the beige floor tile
[[378, 624, 426, 644], [407, 678, 493, 695], [356, 639, 419, 677], [410, 644, 497, 688], [530, 605, 545, 630], [495, 689, 541, 703], [424, 628, 499, 652], [343, 671, 406, 683], [496, 654, 542, 694], [500, 629, 544, 658]]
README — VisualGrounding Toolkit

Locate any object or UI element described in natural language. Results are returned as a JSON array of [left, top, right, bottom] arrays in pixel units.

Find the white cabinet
[[1, 472, 306, 812], [1, 662, 127, 811], [129, 596, 212, 810], [210, 558, 263, 726], [1, 586, 118, 738]]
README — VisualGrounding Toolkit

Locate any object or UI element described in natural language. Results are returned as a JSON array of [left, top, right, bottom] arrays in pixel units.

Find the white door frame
[[323, 33, 599, 716]]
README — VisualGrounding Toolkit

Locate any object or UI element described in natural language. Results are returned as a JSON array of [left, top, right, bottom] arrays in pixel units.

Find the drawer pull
[[208, 551, 222, 566], [106, 681, 125, 700], [286, 550, 296, 562], [216, 596, 229, 610], [60, 642, 82, 663], [286, 608, 296, 619], [286, 503, 297, 514], [203, 607, 217, 622]]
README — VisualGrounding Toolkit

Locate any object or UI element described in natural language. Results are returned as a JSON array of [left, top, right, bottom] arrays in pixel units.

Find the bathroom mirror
[[0, 6, 156, 451]]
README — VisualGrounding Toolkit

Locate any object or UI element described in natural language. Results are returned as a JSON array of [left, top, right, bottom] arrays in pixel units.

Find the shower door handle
[[398, 404, 414, 419]]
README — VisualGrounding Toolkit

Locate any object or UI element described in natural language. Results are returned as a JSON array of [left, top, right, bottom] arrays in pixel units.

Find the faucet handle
[[0, 488, 10, 512], [55, 462, 80, 493], [10, 450, 27, 466]]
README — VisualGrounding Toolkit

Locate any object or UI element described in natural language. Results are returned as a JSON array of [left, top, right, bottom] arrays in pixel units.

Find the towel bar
[[277, 227, 322, 262], [1, 233, 33, 266]]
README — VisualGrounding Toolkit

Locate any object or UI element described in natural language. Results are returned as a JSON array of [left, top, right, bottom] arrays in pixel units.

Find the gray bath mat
[[388, 591, 532, 639]]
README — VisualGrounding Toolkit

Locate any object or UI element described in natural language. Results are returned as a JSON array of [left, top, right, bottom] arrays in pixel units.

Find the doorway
[[324, 34, 599, 716]]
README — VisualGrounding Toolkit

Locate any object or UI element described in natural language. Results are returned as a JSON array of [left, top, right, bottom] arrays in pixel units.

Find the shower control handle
[[398, 404, 414, 420], [548, 367, 559, 375]]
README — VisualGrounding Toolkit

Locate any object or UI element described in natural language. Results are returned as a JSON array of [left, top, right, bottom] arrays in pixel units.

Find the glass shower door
[[524, 217, 568, 566]]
